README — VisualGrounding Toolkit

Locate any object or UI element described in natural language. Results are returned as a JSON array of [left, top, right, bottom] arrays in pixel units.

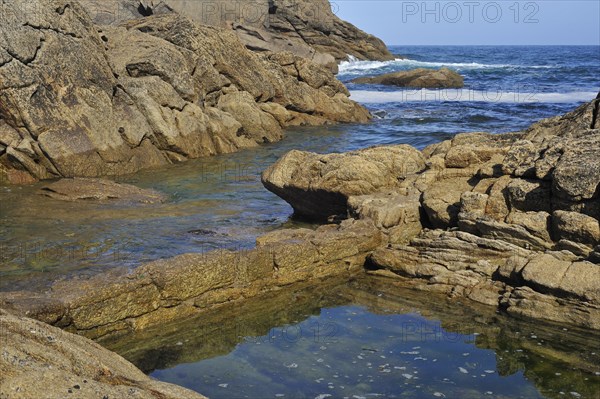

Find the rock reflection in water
[[102, 276, 600, 399]]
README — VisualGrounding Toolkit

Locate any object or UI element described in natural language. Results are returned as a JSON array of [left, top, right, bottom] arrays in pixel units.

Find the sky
[[334, 1, 600, 45]]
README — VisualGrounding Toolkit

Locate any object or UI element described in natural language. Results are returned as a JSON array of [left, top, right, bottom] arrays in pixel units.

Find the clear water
[[104, 277, 600, 399], [1, 45, 598, 290]]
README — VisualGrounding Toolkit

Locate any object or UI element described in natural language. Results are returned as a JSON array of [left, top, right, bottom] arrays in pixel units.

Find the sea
[[1, 45, 599, 398]]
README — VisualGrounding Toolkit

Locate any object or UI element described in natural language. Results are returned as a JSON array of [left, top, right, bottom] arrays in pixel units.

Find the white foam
[[338, 56, 553, 75], [349, 89, 597, 104]]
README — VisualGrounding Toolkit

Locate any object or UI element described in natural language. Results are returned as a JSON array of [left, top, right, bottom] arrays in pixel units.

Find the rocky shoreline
[[0, 0, 372, 184], [1, 1, 599, 398], [2, 95, 598, 337]]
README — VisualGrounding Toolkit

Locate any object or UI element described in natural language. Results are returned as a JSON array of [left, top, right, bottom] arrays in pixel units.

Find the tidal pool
[[103, 277, 600, 399]]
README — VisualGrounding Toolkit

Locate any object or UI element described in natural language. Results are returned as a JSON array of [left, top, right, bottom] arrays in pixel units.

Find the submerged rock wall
[[0, 0, 370, 184], [0, 219, 383, 339]]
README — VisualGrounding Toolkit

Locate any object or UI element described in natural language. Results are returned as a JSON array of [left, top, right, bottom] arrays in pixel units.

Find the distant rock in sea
[[352, 67, 464, 89]]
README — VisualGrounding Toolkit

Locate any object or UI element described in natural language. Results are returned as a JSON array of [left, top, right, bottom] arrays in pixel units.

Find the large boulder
[[0, 0, 369, 184], [261, 146, 426, 220], [0, 311, 206, 399], [352, 68, 464, 89]]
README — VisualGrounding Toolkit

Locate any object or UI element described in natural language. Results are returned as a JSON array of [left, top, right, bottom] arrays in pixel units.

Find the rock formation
[[0, 0, 370, 184], [77, 0, 395, 71], [352, 67, 464, 88], [263, 93, 600, 329], [0, 310, 206, 399]]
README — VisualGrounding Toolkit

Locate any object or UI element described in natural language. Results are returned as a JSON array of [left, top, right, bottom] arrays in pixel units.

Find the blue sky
[[334, 1, 600, 45]]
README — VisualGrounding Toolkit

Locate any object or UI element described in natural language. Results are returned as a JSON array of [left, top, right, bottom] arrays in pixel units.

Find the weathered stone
[[559, 261, 600, 303], [552, 131, 600, 202], [504, 286, 600, 330], [217, 91, 282, 143], [369, 246, 446, 279], [258, 93, 600, 331], [348, 191, 423, 244], [523, 97, 599, 142], [505, 210, 552, 242], [554, 239, 594, 258], [520, 253, 571, 292], [422, 176, 474, 228], [484, 175, 512, 221], [459, 191, 488, 219], [0, 219, 382, 338], [552, 210, 600, 247], [506, 178, 552, 213], [502, 139, 541, 177], [79, 0, 395, 69]]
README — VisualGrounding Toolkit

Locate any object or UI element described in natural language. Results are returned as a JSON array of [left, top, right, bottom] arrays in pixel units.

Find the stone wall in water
[[77, 0, 395, 69]]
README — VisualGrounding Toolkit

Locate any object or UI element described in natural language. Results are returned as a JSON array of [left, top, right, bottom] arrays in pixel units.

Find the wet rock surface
[[352, 67, 464, 88], [0, 219, 384, 339]]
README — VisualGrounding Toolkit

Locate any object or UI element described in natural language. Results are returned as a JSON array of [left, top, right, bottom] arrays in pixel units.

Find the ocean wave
[[349, 90, 597, 104], [338, 56, 554, 74]]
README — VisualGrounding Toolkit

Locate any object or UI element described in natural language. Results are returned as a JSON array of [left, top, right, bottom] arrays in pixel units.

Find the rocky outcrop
[[0, 218, 383, 339], [0, 0, 370, 184], [261, 145, 426, 220], [352, 68, 464, 89], [78, 0, 395, 71], [264, 93, 600, 329], [0, 311, 206, 399], [40, 178, 167, 203]]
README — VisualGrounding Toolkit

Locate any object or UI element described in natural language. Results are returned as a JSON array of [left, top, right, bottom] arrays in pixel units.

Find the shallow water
[[1, 45, 598, 290], [103, 277, 600, 399]]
